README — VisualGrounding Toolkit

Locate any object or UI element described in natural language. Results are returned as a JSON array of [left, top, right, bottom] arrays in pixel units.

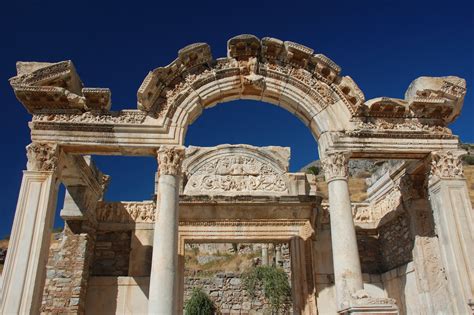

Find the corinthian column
[[322, 151, 363, 311], [148, 146, 185, 315], [427, 150, 474, 314], [0, 143, 61, 314]]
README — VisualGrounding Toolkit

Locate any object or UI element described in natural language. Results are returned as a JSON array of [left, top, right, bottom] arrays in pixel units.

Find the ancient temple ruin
[[0, 34, 473, 314]]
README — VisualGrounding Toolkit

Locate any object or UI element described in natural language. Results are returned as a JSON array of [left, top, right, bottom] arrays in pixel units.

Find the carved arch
[[137, 34, 366, 142]]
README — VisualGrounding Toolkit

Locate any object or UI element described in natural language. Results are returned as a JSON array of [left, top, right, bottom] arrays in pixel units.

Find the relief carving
[[429, 150, 464, 179], [240, 57, 265, 90], [321, 151, 350, 182], [96, 201, 156, 223], [184, 155, 288, 195], [320, 203, 373, 225], [32, 110, 147, 124], [26, 142, 59, 171], [351, 290, 397, 306], [371, 188, 402, 221], [348, 118, 454, 138], [157, 146, 185, 176]]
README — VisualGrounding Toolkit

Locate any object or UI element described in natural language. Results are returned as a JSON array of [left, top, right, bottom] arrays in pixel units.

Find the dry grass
[[185, 249, 258, 277], [316, 177, 368, 202]]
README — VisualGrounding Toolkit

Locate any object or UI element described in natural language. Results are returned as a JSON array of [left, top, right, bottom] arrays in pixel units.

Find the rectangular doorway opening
[[183, 242, 293, 314]]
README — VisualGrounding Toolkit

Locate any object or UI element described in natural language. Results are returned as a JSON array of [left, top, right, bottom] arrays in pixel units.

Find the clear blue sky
[[0, 0, 472, 238]]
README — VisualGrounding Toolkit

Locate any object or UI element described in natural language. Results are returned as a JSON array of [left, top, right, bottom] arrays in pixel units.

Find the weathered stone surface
[[3, 35, 472, 315]]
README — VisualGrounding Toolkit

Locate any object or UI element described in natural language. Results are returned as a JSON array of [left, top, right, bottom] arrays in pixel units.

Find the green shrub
[[184, 288, 215, 315], [305, 166, 320, 175], [242, 266, 291, 313], [462, 155, 474, 165]]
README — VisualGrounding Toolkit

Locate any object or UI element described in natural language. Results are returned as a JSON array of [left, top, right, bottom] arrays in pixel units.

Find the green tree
[[184, 288, 215, 315]]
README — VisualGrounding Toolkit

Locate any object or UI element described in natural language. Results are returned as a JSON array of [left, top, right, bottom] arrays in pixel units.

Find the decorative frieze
[[96, 201, 156, 223], [321, 151, 350, 182], [348, 118, 454, 139], [26, 142, 59, 171], [429, 150, 464, 180], [320, 203, 373, 225], [32, 110, 147, 124], [157, 146, 185, 176]]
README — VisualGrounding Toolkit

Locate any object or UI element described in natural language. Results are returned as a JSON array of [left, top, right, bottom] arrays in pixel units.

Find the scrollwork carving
[[32, 111, 147, 124], [157, 146, 185, 176], [26, 142, 59, 171]]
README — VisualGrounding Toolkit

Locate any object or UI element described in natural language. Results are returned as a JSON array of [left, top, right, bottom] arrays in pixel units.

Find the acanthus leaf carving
[[26, 142, 59, 171], [157, 146, 185, 176], [429, 150, 464, 180], [321, 151, 350, 182]]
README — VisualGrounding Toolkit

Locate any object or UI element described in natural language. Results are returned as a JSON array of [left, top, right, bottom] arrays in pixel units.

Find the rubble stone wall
[[184, 272, 292, 314], [41, 225, 95, 314], [91, 230, 131, 276], [378, 213, 413, 272]]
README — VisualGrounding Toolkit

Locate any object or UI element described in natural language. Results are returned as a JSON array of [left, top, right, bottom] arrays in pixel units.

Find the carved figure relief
[[184, 154, 288, 195], [240, 57, 265, 89], [96, 201, 156, 223]]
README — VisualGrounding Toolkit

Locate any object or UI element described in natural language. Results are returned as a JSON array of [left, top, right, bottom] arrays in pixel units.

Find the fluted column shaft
[[322, 152, 363, 311], [0, 143, 61, 314], [148, 146, 184, 315], [427, 150, 474, 314]]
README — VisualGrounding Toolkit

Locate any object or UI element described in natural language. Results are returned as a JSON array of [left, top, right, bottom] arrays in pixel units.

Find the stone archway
[[137, 34, 362, 147], [3, 34, 472, 315]]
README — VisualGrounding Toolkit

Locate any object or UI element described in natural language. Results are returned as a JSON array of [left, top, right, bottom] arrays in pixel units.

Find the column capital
[[321, 151, 350, 182], [428, 150, 465, 181], [26, 142, 60, 172], [156, 146, 185, 176]]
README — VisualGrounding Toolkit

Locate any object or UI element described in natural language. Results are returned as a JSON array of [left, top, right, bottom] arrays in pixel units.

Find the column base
[[339, 291, 399, 314]]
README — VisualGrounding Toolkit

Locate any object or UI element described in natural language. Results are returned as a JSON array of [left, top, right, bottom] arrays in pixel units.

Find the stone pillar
[[275, 244, 282, 266], [427, 150, 474, 314], [0, 143, 61, 314], [322, 152, 363, 310], [261, 243, 269, 266], [322, 151, 397, 314], [290, 237, 317, 315], [148, 146, 184, 315]]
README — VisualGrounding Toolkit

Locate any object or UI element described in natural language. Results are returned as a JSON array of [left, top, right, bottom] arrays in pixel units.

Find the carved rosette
[[26, 142, 59, 171], [429, 151, 464, 180], [321, 151, 350, 182], [157, 146, 185, 176]]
